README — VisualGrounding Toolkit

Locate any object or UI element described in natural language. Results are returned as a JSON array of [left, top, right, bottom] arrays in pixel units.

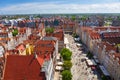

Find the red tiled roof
[[94, 27, 120, 31], [114, 53, 120, 58], [103, 37, 120, 44], [28, 34, 40, 40], [103, 32, 120, 38], [36, 55, 44, 66], [46, 29, 64, 41], [113, 53, 120, 64], [98, 42, 116, 52], [0, 32, 8, 35], [89, 32, 100, 39], [23, 40, 34, 45], [18, 28, 26, 34], [53, 30, 64, 41], [34, 40, 54, 61], [6, 49, 19, 54], [106, 46, 116, 52], [34, 40, 55, 52], [3, 55, 46, 80], [16, 43, 26, 52]]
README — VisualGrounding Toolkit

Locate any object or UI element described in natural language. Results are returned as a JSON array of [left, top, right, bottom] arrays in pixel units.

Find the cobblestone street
[[65, 34, 101, 80]]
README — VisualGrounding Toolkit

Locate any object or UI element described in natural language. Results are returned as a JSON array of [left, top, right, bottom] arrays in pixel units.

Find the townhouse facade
[[79, 26, 120, 80]]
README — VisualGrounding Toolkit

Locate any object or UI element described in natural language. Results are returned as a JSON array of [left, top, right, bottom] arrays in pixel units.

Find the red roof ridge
[[36, 55, 44, 66]]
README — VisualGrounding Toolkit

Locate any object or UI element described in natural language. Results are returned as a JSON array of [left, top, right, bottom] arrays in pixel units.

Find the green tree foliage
[[61, 70, 72, 80], [105, 17, 112, 21], [71, 15, 76, 21], [72, 33, 79, 38], [60, 48, 72, 60], [45, 27, 54, 34], [34, 15, 42, 18], [80, 16, 87, 21], [63, 61, 72, 70], [12, 28, 18, 36], [101, 75, 108, 80]]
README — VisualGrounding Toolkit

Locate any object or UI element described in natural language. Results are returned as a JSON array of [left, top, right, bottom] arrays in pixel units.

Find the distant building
[[112, 20, 120, 26]]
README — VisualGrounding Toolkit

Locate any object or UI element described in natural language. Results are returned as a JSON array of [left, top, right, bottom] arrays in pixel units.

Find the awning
[[74, 37, 80, 41], [55, 66, 63, 71], [99, 65, 110, 76], [86, 59, 97, 66], [57, 62, 63, 65], [56, 54, 60, 60], [76, 43, 82, 47], [64, 38, 69, 44]]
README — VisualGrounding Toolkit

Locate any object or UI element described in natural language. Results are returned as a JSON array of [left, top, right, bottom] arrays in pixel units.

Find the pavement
[[54, 72, 61, 80], [64, 34, 101, 80]]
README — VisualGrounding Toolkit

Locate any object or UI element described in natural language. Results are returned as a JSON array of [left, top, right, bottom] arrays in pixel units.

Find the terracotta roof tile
[[3, 55, 46, 80]]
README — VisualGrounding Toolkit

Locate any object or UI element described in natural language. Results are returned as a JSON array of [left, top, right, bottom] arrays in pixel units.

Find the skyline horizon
[[0, 12, 120, 16], [0, 0, 120, 14]]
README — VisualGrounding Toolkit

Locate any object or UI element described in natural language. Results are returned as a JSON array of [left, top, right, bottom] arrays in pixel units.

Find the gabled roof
[[53, 30, 64, 41], [89, 31, 100, 39], [3, 55, 46, 80], [34, 40, 55, 61], [46, 29, 64, 41]]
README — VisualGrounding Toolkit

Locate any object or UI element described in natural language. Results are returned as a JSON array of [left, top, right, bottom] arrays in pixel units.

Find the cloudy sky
[[0, 0, 120, 14]]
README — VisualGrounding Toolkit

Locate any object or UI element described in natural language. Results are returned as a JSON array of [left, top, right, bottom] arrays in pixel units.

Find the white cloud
[[0, 2, 120, 14]]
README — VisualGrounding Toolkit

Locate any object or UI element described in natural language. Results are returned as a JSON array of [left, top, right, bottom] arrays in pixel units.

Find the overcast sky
[[0, 0, 120, 14]]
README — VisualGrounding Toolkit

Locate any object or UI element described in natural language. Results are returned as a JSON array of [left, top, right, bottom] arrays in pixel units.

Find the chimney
[[34, 52, 38, 59]]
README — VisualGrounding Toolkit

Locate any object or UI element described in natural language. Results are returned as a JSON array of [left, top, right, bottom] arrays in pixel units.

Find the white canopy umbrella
[[55, 66, 63, 71], [57, 62, 63, 65]]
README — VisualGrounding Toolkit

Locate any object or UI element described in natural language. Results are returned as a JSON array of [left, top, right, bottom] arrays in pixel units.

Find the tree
[[80, 16, 87, 21], [71, 15, 76, 21], [45, 27, 54, 34], [72, 33, 79, 38], [63, 61, 72, 70], [34, 15, 42, 18], [60, 48, 72, 60], [61, 70, 72, 80], [12, 29, 18, 36]]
